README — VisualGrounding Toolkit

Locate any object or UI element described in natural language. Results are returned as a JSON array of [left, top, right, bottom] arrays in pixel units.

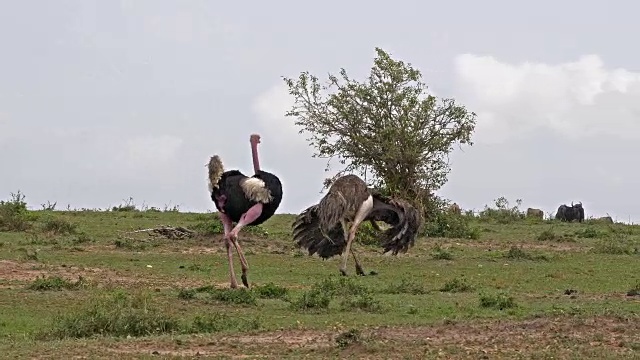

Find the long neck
[[251, 142, 260, 173]]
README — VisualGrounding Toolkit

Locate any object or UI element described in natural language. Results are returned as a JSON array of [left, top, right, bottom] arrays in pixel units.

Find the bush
[[591, 238, 638, 255], [381, 278, 428, 295], [478, 197, 525, 224], [252, 282, 289, 300], [290, 276, 379, 312], [431, 244, 453, 260], [177, 286, 258, 305], [40, 290, 262, 339], [355, 221, 379, 246], [0, 191, 32, 232], [27, 276, 88, 291], [479, 291, 516, 310], [422, 210, 480, 239], [439, 277, 473, 293], [40, 217, 78, 235], [40, 291, 180, 339], [537, 228, 576, 242]]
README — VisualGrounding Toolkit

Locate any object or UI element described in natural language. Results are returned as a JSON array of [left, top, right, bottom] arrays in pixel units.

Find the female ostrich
[[292, 174, 421, 276], [207, 134, 283, 288]]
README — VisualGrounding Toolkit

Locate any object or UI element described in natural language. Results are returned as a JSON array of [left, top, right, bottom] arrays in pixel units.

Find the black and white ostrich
[[292, 174, 422, 276], [207, 134, 283, 288]]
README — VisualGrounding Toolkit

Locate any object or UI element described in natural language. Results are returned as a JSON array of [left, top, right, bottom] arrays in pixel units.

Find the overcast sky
[[1, 0, 639, 223]]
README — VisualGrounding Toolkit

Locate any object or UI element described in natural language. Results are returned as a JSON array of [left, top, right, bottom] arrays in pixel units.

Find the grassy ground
[[0, 199, 639, 359]]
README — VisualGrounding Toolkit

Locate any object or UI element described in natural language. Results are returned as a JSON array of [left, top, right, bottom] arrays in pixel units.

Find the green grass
[[0, 205, 639, 359]]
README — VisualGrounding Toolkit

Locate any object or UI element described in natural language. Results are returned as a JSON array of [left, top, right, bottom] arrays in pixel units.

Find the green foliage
[[283, 47, 476, 215], [193, 216, 268, 238], [27, 276, 88, 291], [537, 228, 576, 242], [187, 313, 261, 333], [381, 278, 428, 295], [335, 328, 362, 349], [290, 276, 379, 312], [504, 246, 550, 261], [422, 207, 480, 239], [177, 286, 258, 305], [193, 217, 224, 235], [591, 238, 639, 255], [574, 227, 604, 239], [252, 282, 289, 300], [39, 290, 261, 340], [0, 191, 32, 232], [111, 197, 139, 212], [431, 244, 453, 260], [478, 197, 525, 224], [40, 291, 180, 339], [439, 277, 473, 293], [627, 280, 640, 296], [355, 221, 379, 246], [479, 292, 516, 310], [39, 217, 78, 235], [339, 292, 382, 312]]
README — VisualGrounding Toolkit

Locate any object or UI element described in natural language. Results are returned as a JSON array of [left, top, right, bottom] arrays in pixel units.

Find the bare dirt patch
[[101, 315, 640, 359], [0, 260, 213, 290]]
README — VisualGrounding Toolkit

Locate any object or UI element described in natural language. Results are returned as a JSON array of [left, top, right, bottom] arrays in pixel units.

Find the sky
[[1, 0, 639, 223]]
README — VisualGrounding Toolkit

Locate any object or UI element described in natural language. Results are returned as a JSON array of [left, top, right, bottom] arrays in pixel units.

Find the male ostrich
[[292, 174, 422, 276], [207, 134, 283, 288]]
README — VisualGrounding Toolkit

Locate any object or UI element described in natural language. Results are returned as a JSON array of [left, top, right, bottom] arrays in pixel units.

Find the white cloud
[[251, 82, 309, 150], [122, 135, 184, 170], [453, 54, 640, 144]]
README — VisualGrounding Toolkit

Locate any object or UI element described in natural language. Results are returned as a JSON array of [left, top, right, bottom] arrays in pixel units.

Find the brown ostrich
[[207, 134, 283, 288], [292, 174, 422, 276]]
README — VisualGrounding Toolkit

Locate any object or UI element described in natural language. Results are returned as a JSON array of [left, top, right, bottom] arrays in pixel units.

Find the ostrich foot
[[229, 278, 238, 289]]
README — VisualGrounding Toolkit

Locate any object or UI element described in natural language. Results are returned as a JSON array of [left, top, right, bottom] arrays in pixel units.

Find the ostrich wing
[[293, 193, 423, 258], [366, 192, 422, 255], [292, 204, 346, 259]]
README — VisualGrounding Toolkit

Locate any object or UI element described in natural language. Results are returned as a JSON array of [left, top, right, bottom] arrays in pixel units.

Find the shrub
[[0, 191, 32, 232], [537, 228, 575, 242], [381, 278, 428, 295], [355, 221, 379, 246], [479, 291, 516, 310], [439, 277, 472, 293], [40, 217, 77, 235], [478, 197, 525, 224], [422, 210, 480, 239], [431, 244, 453, 260], [40, 291, 179, 339], [27, 276, 88, 291], [252, 282, 289, 300], [290, 276, 379, 312]]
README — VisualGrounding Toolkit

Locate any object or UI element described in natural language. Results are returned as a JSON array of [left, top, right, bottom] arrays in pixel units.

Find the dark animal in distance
[[292, 174, 422, 276], [526, 208, 544, 219], [448, 203, 461, 215], [555, 202, 584, 223], [207, 134, 283, 288], [598, 216, 613, 223]]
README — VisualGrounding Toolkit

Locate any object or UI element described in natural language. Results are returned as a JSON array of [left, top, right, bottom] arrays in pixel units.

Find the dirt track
[[103, 315, 639, 359]]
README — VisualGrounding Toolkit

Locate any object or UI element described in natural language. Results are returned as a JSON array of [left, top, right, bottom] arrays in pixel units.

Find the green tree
[[282, 48, 476, 215]]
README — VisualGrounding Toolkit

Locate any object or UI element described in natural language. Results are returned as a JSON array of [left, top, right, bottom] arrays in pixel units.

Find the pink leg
[[228, 203, 263, 288], [219, 213, 238, 289]]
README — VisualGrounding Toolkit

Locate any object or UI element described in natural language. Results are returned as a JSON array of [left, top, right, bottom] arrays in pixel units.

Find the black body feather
[[212, 169, 283, 225]]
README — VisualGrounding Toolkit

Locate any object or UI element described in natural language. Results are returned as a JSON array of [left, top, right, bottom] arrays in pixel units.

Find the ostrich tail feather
[[207, 155, 224, 192]]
